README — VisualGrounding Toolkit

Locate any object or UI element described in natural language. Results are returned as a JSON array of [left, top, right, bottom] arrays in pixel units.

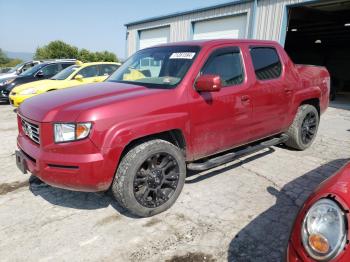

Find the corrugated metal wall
[[126, 1, 253, 56], [255, 0, 307, 41], [126, 0, 313, 57]]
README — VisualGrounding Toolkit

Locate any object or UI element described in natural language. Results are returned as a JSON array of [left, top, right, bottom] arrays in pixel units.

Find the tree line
[[1, 40, 119, 69], [34, 40, 119, 62], [0, 49, 22, 68]]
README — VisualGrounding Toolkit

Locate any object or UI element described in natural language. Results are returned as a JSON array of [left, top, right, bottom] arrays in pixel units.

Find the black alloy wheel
[[301, 112, 317, 144], [133, 152, 180, 208]]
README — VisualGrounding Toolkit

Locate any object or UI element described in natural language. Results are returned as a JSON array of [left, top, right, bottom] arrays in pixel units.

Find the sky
[[0, 0, 231, 59]]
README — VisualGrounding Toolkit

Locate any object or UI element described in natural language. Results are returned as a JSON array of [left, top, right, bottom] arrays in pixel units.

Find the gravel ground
[[0, 102, 349, 262]]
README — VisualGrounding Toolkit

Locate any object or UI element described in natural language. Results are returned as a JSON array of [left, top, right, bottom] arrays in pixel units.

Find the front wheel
[[285, 104, 319, 150], [112, 139, 186, 217]]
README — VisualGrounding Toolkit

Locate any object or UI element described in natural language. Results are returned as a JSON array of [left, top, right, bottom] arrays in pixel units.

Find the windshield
[[108, 46, 200, 88], [8, 62, 26, 73], [51, 65, 80, 80], [19, 63, 44, 76]]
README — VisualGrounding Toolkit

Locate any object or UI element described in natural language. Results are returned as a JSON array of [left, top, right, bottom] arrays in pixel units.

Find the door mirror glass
[[74, 74, 83, 80], [195, 75, 222, 92]]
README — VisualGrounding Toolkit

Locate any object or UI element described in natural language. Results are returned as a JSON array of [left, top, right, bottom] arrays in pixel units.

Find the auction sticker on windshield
[[170, 52, 196, 59]]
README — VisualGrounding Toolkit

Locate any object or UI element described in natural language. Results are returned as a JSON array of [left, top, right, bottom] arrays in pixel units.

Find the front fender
[[101, 112, 192, 158]]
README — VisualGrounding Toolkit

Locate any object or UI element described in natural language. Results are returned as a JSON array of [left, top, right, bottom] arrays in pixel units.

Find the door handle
[[241, 95, 250, 102]]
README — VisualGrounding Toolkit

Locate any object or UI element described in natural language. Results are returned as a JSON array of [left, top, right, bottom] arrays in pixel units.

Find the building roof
[[124, 0, 252, 27], [142, 39, 279, 49]]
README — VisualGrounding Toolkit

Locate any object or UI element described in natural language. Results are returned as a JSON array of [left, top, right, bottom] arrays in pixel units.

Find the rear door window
[[78, 66, 99, 78], [250, 47, 282, 80], [201, 47, 244, 87], [41, 64, 61, 77]]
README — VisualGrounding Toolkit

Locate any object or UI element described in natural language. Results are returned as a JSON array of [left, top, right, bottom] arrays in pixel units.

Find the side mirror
[[195, 74, 222, 92], [36, 71, 44, 78], [74, 74, 83, 80]]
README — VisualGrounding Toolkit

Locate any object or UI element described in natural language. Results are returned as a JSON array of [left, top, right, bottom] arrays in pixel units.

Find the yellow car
[[9, 62, 120, 107]]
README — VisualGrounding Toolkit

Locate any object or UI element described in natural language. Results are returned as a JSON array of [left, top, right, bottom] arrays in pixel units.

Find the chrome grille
[[21, 118, 40, 144]]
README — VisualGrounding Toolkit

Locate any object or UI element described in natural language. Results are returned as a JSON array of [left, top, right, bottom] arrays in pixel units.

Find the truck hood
[[18, 82, 166, 122]]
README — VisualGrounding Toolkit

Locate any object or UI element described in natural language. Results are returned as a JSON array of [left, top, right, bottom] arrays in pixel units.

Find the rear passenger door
[[249, 46, 291, 140], [189, 46, 253, 159]]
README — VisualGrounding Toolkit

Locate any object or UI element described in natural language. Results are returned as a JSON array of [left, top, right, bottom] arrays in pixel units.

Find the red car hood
[[314, 162, 350, 198], [18, 82, 165, 122], [289, 162, 350, 261]]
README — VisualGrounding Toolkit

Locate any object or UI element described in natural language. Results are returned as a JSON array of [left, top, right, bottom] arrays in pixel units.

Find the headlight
[[19, 88, 37, 95], [54, 122, 92, 143], [0, 78, 15, 86], [302, 198, 347, 261]]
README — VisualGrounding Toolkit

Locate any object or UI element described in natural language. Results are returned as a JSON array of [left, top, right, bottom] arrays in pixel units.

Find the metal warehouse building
[[125, 0, 350, 98]]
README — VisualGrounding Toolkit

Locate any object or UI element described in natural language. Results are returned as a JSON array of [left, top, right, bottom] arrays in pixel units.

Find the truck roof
[[154, 39, 280, 48]]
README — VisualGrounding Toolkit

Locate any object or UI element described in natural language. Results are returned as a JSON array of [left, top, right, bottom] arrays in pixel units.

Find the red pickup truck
[[15, 40, 330, 217]]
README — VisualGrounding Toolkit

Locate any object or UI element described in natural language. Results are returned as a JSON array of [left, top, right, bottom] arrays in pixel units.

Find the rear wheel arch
[[300, 98, 320, 116]]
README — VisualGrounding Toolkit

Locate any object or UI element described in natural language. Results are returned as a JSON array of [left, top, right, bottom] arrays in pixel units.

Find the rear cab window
[[201, 47, 244, 87], [249, 47, 282, 80]]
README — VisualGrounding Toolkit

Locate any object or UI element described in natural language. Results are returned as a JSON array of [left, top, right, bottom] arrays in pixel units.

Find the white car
[[0, 61, 42, 80]]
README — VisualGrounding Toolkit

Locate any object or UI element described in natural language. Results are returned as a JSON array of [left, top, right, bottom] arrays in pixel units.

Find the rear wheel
[[112, 139, 186, 217], [285, 104, 319, 150]]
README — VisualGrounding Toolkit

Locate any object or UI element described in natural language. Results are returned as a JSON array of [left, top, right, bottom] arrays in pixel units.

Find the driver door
[[189, 46, 253, 159]]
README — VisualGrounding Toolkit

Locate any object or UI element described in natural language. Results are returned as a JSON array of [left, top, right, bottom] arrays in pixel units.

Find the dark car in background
[[0, 60, 42, 80], [0, 60, 77, 103]]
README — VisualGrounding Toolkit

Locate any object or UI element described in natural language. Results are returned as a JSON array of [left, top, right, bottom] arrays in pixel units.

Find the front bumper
[[17, 133, 117, 192]]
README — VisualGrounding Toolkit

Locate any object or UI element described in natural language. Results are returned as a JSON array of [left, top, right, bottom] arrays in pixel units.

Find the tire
[[285, 104, 319, 151], [112, 139, 186, 217]]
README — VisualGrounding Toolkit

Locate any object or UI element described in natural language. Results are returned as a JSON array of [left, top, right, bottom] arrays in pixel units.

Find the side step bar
[[187, 134, 289, 171]]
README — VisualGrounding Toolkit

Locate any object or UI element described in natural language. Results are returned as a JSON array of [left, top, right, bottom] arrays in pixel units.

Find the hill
[[4, 51, 33, 61]]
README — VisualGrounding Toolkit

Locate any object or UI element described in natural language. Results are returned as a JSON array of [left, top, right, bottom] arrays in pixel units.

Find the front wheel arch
[[118, 129, 187, 162]]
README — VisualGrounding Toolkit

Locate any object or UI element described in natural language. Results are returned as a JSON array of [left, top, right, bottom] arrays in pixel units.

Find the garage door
[[139, 27, 170, 50], [193, 15, 247, 40]]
